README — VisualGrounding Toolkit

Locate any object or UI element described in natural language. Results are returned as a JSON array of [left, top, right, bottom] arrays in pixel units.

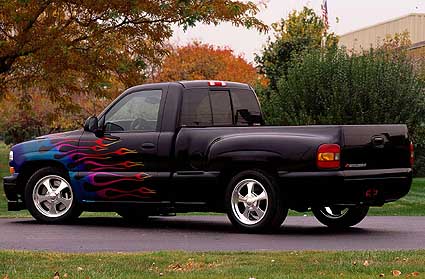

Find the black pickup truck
[[4, 80, 413, 232]]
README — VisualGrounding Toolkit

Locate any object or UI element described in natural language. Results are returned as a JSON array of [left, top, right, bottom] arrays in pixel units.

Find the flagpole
[[321, 0, 329, 48]]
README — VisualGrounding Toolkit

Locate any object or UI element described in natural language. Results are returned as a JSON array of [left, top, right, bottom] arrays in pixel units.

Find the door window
[[180, 89, 212, 126], [104, 90, 162, 132]]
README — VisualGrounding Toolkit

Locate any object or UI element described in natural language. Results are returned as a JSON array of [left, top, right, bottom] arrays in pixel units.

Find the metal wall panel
[[340, 14, 425, 51]]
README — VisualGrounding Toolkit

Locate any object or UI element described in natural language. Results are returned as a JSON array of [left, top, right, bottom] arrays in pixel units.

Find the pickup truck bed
[[174, 125, 411, 208]]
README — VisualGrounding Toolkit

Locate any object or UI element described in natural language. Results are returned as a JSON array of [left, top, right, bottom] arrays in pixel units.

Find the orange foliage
[[0, 0, 266, 101], [155, 42, 266, 87]]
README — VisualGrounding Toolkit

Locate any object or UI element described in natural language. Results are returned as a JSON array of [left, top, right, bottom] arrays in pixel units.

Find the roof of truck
[[177, 80, 251, 89], [122, 80, 252, 95]]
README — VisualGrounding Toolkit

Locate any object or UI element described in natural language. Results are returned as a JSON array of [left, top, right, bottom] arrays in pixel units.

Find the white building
[[339, 13, 425, 52]]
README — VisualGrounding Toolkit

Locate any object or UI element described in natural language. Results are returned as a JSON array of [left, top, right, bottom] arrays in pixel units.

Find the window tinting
[[180, 89, 212, 126], [231, 89, 262, 125], [209, 90, 233, 126], [104, 90, 162, 132]]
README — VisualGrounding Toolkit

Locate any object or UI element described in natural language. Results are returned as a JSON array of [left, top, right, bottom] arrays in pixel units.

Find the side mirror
[[84, 116, 103, 137]]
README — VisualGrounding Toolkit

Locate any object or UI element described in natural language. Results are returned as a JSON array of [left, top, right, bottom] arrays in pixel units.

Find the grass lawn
[[0, 250, 424, 279], [1, 141, 424, 217]]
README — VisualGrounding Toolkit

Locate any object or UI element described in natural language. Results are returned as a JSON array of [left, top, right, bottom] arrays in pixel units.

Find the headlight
[[9, 150, 13, 162]]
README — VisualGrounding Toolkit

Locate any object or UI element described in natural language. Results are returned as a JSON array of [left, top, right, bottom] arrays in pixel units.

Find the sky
[[172, 0, 425, 62]]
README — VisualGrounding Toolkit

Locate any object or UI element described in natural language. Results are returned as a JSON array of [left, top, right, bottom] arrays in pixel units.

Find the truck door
[[75, 88, 167, 202]]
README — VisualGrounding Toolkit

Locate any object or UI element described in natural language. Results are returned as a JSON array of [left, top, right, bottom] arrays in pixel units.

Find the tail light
[[410, 142, 414, 167], [208, 81, 226, 86], [317, 144, 341, 169]]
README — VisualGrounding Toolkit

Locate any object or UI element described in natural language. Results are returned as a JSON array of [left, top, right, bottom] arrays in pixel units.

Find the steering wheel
[[130, 118, 149, 131]]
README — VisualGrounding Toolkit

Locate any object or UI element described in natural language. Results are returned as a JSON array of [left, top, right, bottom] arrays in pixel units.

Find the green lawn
[[1, 141, 424, 217], [369, 178, 425, 216], [0, 250, 424, 279]]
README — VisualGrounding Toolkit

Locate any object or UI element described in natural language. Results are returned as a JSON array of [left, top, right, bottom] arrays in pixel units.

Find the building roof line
[[409, 40, 425, 50], [340, 13, 425, 37]]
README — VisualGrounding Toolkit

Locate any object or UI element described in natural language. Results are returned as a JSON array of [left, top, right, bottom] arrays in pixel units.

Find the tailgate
[[341, 125, 410, 170]]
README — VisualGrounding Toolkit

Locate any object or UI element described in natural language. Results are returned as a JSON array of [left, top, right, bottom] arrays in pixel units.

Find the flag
[[321, 0, 329, 30]]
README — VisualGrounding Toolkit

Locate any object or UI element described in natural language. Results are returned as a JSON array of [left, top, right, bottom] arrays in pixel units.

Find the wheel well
[[219, 163, 279, 185], [16, 160, 68, 197]]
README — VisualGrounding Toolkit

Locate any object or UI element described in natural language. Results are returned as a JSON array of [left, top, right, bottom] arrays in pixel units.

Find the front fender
[[11, 130, 83, 173]]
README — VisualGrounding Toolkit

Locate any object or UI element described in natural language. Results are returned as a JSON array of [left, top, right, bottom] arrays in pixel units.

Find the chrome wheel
[[32, 175, 73, 218], [231, 179, 268, 225], [319, 206, 349, 219]]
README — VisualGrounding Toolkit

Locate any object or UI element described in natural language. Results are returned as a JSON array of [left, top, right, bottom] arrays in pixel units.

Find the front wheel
[[25, 167, 81, 223], [225, 170, 288, 233], [312, 205, 369, 229]]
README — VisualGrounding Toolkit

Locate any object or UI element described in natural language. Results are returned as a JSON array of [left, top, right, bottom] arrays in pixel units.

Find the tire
[[312, 205, 369, 229], [24, 167, 81, 223], [225, 169, 288, 233]]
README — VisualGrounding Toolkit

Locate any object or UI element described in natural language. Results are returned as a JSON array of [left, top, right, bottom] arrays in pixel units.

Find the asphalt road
[[0, 216, 424, 252]]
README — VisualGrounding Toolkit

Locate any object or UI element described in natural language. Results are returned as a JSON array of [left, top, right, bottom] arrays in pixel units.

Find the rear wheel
[[312, 205, 369, 228], [225, 170, 288, 233], [25, 167, 81, 223]]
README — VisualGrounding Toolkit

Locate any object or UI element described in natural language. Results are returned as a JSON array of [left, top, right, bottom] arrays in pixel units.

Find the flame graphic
[[38, 136, 155, 200], [84, 160, 144, 171], [87, 172, 150, 187], [96, 187, 156, 200]]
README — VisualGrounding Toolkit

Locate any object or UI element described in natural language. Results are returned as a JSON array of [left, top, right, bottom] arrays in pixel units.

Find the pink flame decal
[[84, 160, 144, 171], [96, 187, 156, 199], [54, 143, 108, 152], [56, 147, 137, 162], [88, 172, 151, 187]]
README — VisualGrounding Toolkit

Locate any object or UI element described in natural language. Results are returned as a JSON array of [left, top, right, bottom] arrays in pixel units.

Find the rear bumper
[[278, 168, 412, 207], [3, 175, 25, 211]]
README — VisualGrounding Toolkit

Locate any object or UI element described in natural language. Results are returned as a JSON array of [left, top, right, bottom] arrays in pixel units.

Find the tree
[[0, 0, 267, 101], [255, 7, 338, 91], [0, 0, 267, 143], [0, 90, 111, 144], [155, 42, 264, 86]]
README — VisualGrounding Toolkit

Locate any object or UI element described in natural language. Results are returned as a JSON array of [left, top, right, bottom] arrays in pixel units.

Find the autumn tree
[[0, 0, 266, 101], [0, 90, 111, 144], [155, 42, 263, 86], [0, 0, 267, 143]]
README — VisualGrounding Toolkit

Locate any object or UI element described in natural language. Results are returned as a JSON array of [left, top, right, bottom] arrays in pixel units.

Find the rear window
[[209, 90, 233, 125], [180, 88, 261, 127], [231, 89, 262, 125]]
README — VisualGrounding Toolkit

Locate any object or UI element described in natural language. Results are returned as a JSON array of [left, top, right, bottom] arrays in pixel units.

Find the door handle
[[141, 143, 156, 149]]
